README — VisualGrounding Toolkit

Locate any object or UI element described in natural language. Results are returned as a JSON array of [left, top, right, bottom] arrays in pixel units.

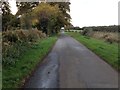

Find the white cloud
[[70, 0, 119, 27]]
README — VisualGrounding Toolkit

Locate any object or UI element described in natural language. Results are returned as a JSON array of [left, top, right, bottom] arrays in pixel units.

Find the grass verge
[[67, 32, 119, 71], [2, 36, 57, 88]]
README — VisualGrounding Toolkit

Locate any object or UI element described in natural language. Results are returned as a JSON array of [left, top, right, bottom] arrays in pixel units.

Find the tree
[[16, 2, 39, 16], [49, 2, 71, 28], [2, 2, 14, 31], [16, 2, 39, 30], [20, 13, 32, 30], [16, 2, 71, 35], [32, 3, 68, 35]]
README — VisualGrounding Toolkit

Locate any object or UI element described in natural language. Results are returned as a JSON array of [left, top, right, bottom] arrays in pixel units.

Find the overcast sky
[[8, 0, 119, 27], [8, 0, 18, 15], [70, 0, 119, 27]]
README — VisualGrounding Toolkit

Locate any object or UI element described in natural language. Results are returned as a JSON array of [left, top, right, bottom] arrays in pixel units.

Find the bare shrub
[[15, 30, 28, 41]]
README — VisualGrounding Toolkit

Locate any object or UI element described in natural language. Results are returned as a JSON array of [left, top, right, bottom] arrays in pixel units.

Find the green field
[[67, 32, 119, 70], [3, 36, 57, 88]]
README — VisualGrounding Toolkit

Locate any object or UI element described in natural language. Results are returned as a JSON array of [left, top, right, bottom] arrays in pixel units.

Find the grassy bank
[[3, 36, 57, 88], [67, 32, 119, 70]]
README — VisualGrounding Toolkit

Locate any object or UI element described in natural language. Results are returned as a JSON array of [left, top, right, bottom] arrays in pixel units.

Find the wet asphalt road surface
[[24, 33, 118, 88], [24, 52, 59, 88]]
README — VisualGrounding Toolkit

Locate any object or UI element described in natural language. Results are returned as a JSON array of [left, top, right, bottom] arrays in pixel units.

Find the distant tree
[[2, 2, 14, 31], [83, 25, 119, 32]]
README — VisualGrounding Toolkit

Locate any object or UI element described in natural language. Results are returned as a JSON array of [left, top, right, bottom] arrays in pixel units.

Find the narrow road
[[24, 33, 118, 88]]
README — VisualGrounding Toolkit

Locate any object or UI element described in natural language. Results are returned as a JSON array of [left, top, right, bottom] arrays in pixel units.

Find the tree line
[[82, 25, 119, 32], [68, 25, 119, 32], [1, 1, 71, 35]]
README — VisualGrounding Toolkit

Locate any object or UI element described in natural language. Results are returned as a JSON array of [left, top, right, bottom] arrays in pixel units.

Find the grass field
[[2, 36, 57, 88], [67, 32, 119, 71]]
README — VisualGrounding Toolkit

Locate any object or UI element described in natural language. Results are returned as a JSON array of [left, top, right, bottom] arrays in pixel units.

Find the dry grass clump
[[3, 29, 46, 43], [15, 30, 27, 41], [27, 30, 46, 42], [92, 31, 119, 43], [80, 29, 119, 43], [2, 31, 18, 43]]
